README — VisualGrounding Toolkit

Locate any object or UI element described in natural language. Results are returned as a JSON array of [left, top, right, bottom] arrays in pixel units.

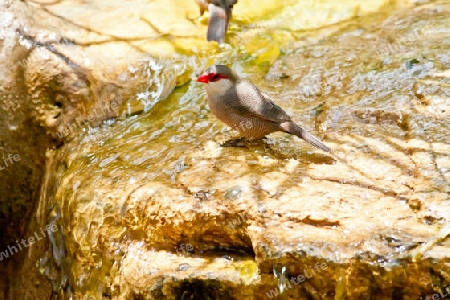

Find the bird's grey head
[[197, 64, 238, 95]]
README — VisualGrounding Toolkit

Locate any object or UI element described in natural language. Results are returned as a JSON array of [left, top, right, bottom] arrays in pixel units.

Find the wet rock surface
[[1, 0, 449, 299], [0, 1, 54, 298], [39, 2, 450, 300]]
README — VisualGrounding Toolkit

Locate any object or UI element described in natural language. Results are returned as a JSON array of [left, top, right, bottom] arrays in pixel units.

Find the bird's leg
[[220, 137, 246, 147], [220, 137, 267, 147]]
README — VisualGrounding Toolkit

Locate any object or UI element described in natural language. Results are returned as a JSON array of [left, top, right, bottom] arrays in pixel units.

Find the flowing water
[[28, 0, 450, 298]]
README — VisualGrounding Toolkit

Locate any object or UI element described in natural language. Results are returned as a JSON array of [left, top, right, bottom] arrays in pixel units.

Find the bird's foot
[[220, 137, 246, 147], [220, 137, 267, 147]]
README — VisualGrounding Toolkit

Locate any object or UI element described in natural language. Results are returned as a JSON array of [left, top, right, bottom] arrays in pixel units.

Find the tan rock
[[2, 0, 450, 299]]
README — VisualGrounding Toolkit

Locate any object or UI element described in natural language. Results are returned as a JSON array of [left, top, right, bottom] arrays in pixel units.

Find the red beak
[[197, 74, 209, 83]]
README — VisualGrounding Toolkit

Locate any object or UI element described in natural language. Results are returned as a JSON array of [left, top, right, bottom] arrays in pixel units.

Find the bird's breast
[[206, 93, 229, 120]]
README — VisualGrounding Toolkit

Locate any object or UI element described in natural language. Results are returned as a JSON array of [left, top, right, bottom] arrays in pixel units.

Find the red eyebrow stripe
[[197, 72, 229, 83], [208, 72, 228, 82]]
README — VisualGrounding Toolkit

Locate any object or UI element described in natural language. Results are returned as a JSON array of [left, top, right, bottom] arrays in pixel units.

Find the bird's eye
[[208, 73, 221, 82]]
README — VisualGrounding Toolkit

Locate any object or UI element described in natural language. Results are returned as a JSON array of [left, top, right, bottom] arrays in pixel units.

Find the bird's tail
[[282, 122, 331, 152], [207, 3, 228, 43]]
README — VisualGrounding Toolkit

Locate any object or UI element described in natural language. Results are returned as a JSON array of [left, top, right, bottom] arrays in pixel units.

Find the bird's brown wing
[[224, 80, 291, 123]]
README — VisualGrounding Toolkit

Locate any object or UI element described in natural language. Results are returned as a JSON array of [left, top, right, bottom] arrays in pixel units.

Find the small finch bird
[[197, 65, 331, 152], [195, 0, 238, 43]]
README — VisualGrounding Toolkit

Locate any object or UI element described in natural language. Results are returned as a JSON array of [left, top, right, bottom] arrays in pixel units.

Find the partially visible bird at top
[[197, 65, 332, 152], [195, 0, 238, 44]]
